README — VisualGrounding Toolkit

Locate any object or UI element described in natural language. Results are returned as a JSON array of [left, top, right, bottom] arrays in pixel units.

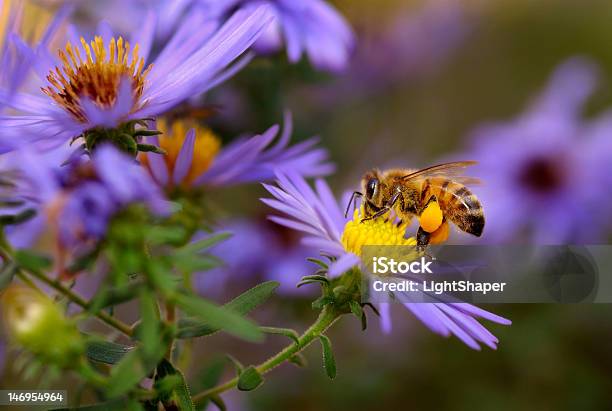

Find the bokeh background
[[3, 0, 612, 409]]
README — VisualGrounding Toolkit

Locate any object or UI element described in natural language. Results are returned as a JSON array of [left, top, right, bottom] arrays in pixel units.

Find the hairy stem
[[192, 306, 341, 405]]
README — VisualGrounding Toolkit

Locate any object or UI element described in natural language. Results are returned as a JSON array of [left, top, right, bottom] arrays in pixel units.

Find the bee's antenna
[[345, 191, 363, 218]]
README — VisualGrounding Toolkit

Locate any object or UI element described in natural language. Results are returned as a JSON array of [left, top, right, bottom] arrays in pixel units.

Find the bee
[[347, 161, 484, 247]]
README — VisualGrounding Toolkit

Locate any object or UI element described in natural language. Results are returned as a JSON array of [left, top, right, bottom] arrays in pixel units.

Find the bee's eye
[[366, 178, 378, 198]]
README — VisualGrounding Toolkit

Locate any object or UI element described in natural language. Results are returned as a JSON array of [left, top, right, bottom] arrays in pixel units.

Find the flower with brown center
[[42, 36, 152, 124]]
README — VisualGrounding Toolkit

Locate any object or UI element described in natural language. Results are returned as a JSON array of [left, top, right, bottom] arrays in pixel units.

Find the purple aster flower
[[465, 58, 612, 244], [140, 111, 333, 189], [161, 0, 355, 72], [1, 144, 168, 253], [261, 172, 511, 350], [0, 5, 274, 152], [0, 1, 71, 111], [194, 217, 317, 297]]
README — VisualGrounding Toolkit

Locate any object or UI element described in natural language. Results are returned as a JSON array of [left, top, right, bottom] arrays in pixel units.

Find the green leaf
[[319, 335, 336, 379], [0, 208, 36, 225], [85, 339, 133, 365], [349, 301, 363, 320], [145, 225, 187, 246], [145, 261, 179, 296], [226, 354, 244, 375], [180, 232, 232, 254], [14, 249, 52, 272], [105, 349, 150, 398], [174, 254, 223, 273], [137, 291, 163, 363], [89, 282, 143, 312], [176, 281, 279, 339], [259, 327, 299, 345], [224, 281, 279, 314], [361, 312, 368, 331], [296, 275, 329, 289], [155, 359, 195, 411], [288, 353, 307, 368], [237, 366, 263, 391], [306, 257, 329, 269], [105, 330, 167, 401], [65, 245, 101, 274], [312, 295, 333, 310], [0, 261, 17, 291], [174, 294, 263, 342], [209, 395, 226, 411]]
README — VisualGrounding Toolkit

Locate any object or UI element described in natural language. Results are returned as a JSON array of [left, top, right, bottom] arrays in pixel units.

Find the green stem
[[192, 306, 341, 405], [25, 268, 133, 337], [164, 301, 176, 360]]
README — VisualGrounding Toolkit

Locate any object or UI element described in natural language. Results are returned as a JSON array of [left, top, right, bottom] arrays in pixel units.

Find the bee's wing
[[400, 161, 480, 183]]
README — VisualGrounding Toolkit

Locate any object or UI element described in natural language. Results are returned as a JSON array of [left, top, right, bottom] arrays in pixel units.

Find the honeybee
[[347, 161, 484, 247]]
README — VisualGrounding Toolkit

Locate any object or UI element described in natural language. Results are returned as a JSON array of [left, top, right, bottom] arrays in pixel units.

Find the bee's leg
[[360, 192, 401, 223], [360, 206, 390, 222], [345, 191, 363, 218], [419, 195, 444, 234], [417, 226, 431, 252]]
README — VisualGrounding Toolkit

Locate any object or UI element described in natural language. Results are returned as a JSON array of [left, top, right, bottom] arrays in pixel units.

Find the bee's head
[[362, 171, 381, 202]]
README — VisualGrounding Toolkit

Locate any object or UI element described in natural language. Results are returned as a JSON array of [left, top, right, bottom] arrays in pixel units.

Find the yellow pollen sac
[[419, 200, 443, 233], [42, 36, 152, 123], [341, 208, 416, 256], [142, 118, 221, 187]]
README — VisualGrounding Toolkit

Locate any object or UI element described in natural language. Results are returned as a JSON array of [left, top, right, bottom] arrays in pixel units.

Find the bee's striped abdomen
[[421, 177, 485, 237]]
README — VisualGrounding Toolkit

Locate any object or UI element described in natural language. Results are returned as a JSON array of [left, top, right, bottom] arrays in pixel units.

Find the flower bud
[[1, 286, 84, 367]]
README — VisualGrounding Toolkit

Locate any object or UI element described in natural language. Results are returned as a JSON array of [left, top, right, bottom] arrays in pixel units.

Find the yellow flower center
[[141, 118, 221, 187], [341, 208, 416, 256], [42, 36, 152, 123]]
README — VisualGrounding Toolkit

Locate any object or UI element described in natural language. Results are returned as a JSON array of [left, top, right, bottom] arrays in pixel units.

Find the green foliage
[[348, 301, 363, 320], [319, 335, 337, 380], [82, 120, 162, 157], [88, 281, 144, 312], [85, 339, 133, 365], [0, 208, 36, 225], [260, 327, 300, 345], [237, 366, 264, 391], [14, 249, 52, 271], [174, 293, 263, 342], [288, 353, 308, 368], [177, 281, 279, 338], [0, 260, 16, 291], [155, 359, 195, 411]]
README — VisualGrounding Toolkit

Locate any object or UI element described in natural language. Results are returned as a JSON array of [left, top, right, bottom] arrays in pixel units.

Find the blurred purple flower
[[0, 5, 274, 152], [466, 58, 612, 244], [2, 144, 168, 250], [360, 0, 469, 84], [261, 172, 510, 350], [0, 1, 70, 111], [160, 0, 355, 72], [195, 218, 317, 296], [142, 111, 333, 189], [301, 0, 470, 104]]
